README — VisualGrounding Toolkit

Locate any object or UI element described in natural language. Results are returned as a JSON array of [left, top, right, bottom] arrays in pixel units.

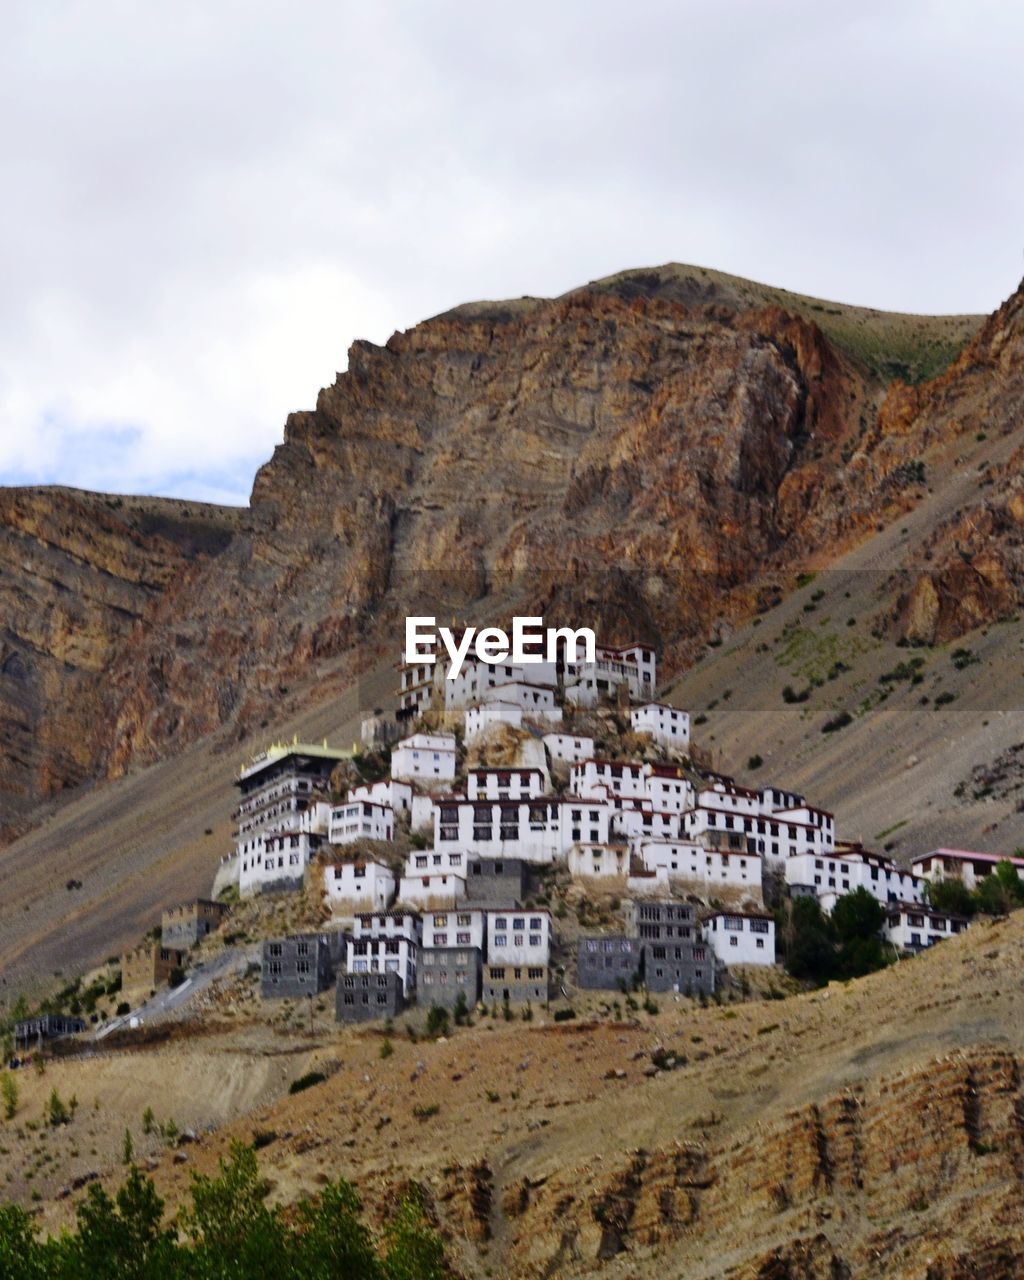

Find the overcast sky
[[2, 1, 1023, 505]]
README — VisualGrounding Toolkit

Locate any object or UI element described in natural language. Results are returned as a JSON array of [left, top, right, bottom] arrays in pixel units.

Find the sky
[[2, 1, 1023, 506]]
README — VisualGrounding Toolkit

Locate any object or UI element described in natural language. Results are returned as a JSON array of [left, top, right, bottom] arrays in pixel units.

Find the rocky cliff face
[[0, 489, 240, 841], [5, 267, 1021, 841]]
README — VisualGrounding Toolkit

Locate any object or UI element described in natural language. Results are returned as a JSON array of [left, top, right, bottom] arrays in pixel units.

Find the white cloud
[[1, 0, 1023, 502]]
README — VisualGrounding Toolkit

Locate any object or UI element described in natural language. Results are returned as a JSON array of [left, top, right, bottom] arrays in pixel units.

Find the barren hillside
[[8, 906, 1024, 1278]]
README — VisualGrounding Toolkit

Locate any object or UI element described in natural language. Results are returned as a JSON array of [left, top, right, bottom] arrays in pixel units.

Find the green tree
[[832, 886, 886, 945], [781, 897, 836, 984], [425, 1005, 449, 1039], [926, 876, 976, 917], [291, 1179, 380, 1279], [0, 1202, 48, 1280], [382, 1187, 446, 1280], [46, 1089, 70, 1128], [121, 1128, 134, 1166], [62, 1165, 179, 1279], [975, 860, 1024, 915], [179, 1140, 288, 1277], [0, 1073, 18, 1121]]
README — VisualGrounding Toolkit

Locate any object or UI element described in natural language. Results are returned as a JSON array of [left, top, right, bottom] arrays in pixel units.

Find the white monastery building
[[390, 733, 457, 784], [631, 702, 690, 749], [328, 800, 394, 845], [704, 912, 776, 966], [911, 848, 1024, 890], [323, 859, 396, 914]]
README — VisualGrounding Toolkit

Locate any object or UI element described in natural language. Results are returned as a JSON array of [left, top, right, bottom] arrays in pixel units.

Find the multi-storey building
[[911, 848, 1024, 890], [234, 743, 343, 894], [433, 796, 612, 863], [883, 902, 970, 952], [704, 911, 776, 966], [261, 932, 342, 999], [576, 935, 642, 990], [347, 911, 422, 995], [336, 970, 406, 1022], [390, 733, 457, 784], [466, 767, 547, 801], [630, 702, 690, 750], [328, 800, 394, 845], [563, 642, 656, 706], [482, 908, 551, 1004], [785, 846, 924, 912], [161, 899, 228, 950], [323, 859, 396, 914], [570, 758, 648, 803]]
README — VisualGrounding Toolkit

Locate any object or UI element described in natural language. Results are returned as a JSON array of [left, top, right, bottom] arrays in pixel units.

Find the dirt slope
[[10, 908, 1024, 1279]]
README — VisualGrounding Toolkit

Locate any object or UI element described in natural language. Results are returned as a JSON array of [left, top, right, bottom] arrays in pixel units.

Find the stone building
[[260, 932, 342, 999], [161, 899, 228, 950], [336, 970, 406, 1023], [419, 946, 482, 1011], [121, 942, 187, 999], [643, 938, 714, 996], [482, 962, 549, 1006], [576, 935, 642, 990]]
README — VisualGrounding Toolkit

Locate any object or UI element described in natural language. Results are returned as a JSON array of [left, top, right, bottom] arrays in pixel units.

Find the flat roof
[[238, 741, 352, 782], [913, 848, 1024, 866]]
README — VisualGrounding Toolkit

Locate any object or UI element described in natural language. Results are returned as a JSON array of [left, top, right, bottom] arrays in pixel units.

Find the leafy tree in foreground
[[0, 1141, 447, 1280]]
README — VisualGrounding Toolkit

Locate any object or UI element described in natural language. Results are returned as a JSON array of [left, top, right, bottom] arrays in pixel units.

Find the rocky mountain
[[4, 264, 1010, 850], [0, 489, 241, 843]]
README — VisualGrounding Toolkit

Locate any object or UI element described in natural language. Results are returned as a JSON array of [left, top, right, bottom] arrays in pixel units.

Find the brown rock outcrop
[[5, 267, 1019, 843]]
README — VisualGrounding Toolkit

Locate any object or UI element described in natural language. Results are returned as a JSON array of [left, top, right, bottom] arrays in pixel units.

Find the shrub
[[288, 1071, 327, 1096], [782, 685, 810, 704], [452, 991, 470, 1026], [934, 690, 957, 707], [411, 1103, 440, 1121], [46, 1090, 70, 1128], [822, 710, 853, 733], [425, 1005, 449, 1039], [747, 754, 763, 770], [552, 1008, 576, 1022], [379, 1038, 394, 1060], [115, 1001, 130, 1017]]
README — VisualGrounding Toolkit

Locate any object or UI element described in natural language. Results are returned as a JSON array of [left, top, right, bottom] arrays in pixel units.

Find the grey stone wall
[[261, 933, 335, 999], [576, 935, 642, 990], [464, 857, 529, 907], [643, 940, 715, 995], [336, 971, 405, 1023], [419, 946, 482, 1010]]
